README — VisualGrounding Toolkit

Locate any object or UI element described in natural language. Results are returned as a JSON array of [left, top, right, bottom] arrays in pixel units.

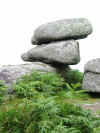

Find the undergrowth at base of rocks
[[0, 70, 100, 133], [14, 70, 88, 99]]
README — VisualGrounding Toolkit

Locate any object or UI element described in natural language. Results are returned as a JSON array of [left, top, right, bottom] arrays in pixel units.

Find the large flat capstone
[[32, 18, 93, 44]]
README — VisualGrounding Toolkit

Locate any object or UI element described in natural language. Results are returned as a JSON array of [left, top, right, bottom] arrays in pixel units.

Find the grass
[[0, 69, 100, 133]]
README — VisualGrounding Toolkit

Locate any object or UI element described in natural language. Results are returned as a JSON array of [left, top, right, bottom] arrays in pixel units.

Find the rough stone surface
[[32, 18, 93, 44], [83, 58, 100, 92], [0, 62, 57, 93], [82, 72, 100, 92], [21, 40, 80, 65], [84, 58, 100, 73], [0, 62, 70, 93]]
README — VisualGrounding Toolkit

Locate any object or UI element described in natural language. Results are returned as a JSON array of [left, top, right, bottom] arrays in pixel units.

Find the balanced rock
[[32, 18, 93, 44], [0, 62, 57, 93], [21, 40, 80, 65], [83, 58, 100, 92]]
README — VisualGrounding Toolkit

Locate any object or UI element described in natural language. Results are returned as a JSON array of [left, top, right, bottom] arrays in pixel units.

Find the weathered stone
[[32, 18, 93, 44], [0, 62, 56, 93], [31, 37, 38, 45], [0, 62, 70, 93], [21, 40, 80, 65], [84, 58, 100, 73], [82, 72, 100, 92], [83, 58, 100, 92]]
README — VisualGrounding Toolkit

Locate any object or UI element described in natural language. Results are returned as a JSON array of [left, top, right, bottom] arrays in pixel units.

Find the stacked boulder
[[22, 18, 93, 75], [82, 58, 100, 92], [0, 18, 93, 93]]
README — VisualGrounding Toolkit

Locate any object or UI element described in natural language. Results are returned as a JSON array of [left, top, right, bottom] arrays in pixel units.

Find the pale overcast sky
[[0, 0, 99, 71]]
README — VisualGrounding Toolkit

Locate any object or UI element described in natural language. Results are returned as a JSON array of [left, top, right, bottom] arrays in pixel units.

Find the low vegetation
[[14, 70, 88, 99], [0, 80, 8, 104], [0, 70, 100, 133]]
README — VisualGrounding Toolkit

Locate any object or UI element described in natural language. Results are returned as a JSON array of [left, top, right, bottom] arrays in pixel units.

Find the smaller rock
[[83, 58, 100, 92], [84, 58, 100, 73], [82, 72, 100, 92], [21, 40, 80, 65]]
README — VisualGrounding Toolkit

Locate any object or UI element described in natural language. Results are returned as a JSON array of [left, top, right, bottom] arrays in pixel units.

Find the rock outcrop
[[83, 59, 100, 92], [22, 18, 93, 93], [0, 18, 93, 93], [0, 62, 69, 93], [22, 18, 93, 69]]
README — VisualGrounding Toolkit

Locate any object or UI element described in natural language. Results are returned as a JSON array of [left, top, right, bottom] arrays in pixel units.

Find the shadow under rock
[[88, 92, 100, 98]]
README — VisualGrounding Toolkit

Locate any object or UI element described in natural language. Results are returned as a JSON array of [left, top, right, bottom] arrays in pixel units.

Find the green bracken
[[0, 80, 8, 104], [0, 70, 100, 133], [14, 70, 88, 99]]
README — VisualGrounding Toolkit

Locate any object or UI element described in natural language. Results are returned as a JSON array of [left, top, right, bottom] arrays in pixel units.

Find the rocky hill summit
[[0, 18, 93, 93]]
